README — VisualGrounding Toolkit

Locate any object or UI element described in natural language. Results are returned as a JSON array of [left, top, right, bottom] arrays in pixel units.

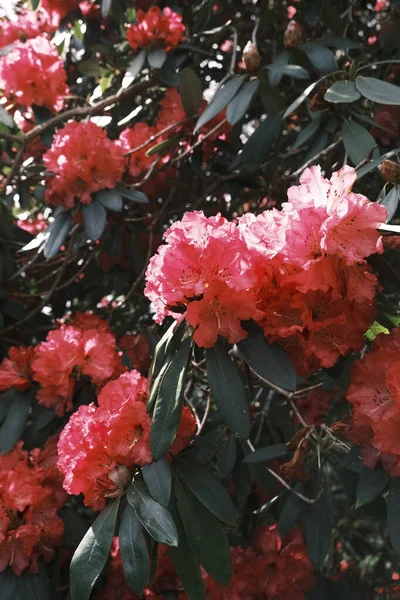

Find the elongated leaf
[[0, 107, 14, 128], [283, 74, 333, 118], [101, 0, 112, 18], [31, 0, 42, 9], [142, 458, 172, 507], [341, 119, 376, 166], [294, 113, 323, 148], [174, 477, 232, 585], [151, 337, 192, 460], [268, 51, 290, 87], [217, 435, 237, 479], [44, 211, 72, 258], [264, 64, 309, 80], [279, 485, 306, 537], [119, 504, 150, 597], [16, 570, 50, 600], [122, 50, 147, 89], [169, 500, 205, 600], [179, 68, 203, 116], [237, 322, 297, 390], [356, 465, 388, 509], [357, 148, 400, 179], [230, 112, 282, 171], [355, 76, 400, 105], [300, 43, 337, 74], [82, 202, 107, 241], [148, 47, 167, 69], [243, 443, 287, 464], [0, 389, 32, 455], [127, 481, 178, 546], [175, 455, 236, 524], [95, 189, 123, 212], [146, 136, 180, 156], [325, 80, 361, 104], [206, 341, 250, 438], [226, 79, 260, 125], [0, 570, 18, 600], [381, 186, 399, 223], [306, 473, 333, 567], [117, 187, 149, 204], [70, 498, 120, 600], [320, 36, 362, 49], [388, 478, 400, 556], [194, 76, 246, 132]]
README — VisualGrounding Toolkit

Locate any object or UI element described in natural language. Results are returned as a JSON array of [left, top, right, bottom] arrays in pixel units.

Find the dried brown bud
[[381, 159, 400, 184], [242, 41, 261, 72], [284, 21, 303, 50]]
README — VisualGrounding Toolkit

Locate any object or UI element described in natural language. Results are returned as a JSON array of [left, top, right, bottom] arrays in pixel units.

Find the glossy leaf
[[101, 0, 112, 18], [357, 148, 400, 179], [70, 498, 120, 600], [0, 107, 14, 128], [17, 570, 50, 600], [341, 118, 376, 166], [381, 186, 400, 223], [44, 210, 72, 258], [194, 76, 246, 133], [300, 43, 337, 74], [264, 64, 309, 80], [96, 189, 123, 212], [31, 0, 42, 9], [82, 202, 107, 241], [119, 504, 150, 597], [243, 444, 287, 464], [294, 112, 323, 148], [0, 389, 32, 455], [279, 485, 306, 537], [356, 465, 389, 509], [142, 458, 172, 507], [230, 112, 282, 171], [227, 79, 260, 125], [268, 51, 290, 87], [116, 187, 149, 204], [355, 76, 400, 105], [127, 481, 178, 546], [179, 68, 203, 116], [206, 341, 250, 438], [217, 435, 237, 479], [324, 80, 361, 103], [388, 477, 400, 556], [306, 473, 333, 567], [122, 50, 147, 89], [283, 74, 332, 118], [148, 47, 167, 69]]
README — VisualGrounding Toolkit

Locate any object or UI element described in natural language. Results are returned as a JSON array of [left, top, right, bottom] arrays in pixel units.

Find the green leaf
[[127, 481, 178, 546], [0, 107, 14, 128], [146, 136, 180, 156], [355, 76, 400, 105], [0, 569, 18, 600], [217, 435, 237, 479], [142, 458, 172, 507], [226, 79, 260, 125], [300, 43, 337, 74], [306, 473, 333, 567], [70, 498, 120, 600], [357, 148, 400, 179], [294, 112, 324, 148], [82, 202, 107, 241], [205, 341, 250, 438], [230, 112, 282, 172], [194, 76, 246, 133], [168, 500, 205, 600], [31, 0, 42, 9], [237, 322, 297, 391], [119, 504, 150, 597], [341, 118, 376, 166], [148, 47, 167, 69], [122, 50, 147, 89], [319, 36, 362, 49], [279, 485, 306, 537], [78, 60, 103, 77], [243, 443, 287, 464], [151, 337, 192, 460], [44, 211, 72, 258], [16, 570, 50, 600], [95, 189, 123, 212], [174, 477, 232, 585], [388, 477, 400, 556], [116, 186, 149, 203], [381, 186, 400, 223], [264, 64, 309, 80], [283, 74, 333, 119], [268, 51, 290, 87], [324, 80, 361, 104], [356, 465, 388, 509], [101, 0, 112, 18], [179, 68, 203, 116], [175, 455, 236, 525], [0, 389, 32, 455]]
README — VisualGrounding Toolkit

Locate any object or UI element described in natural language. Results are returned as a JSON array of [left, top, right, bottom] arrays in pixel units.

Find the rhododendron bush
[[2, 1, 400, 599]]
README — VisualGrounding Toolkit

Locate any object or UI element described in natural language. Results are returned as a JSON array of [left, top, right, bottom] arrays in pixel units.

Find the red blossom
[[119, 332, 152, 374], [126, 6, 185, 52], [0, 10, 57, 49], [117, 122, 158, 178], [0, 346, 34, 392]]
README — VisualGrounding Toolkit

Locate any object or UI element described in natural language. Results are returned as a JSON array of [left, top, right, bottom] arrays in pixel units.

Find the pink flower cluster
[[0, 10, 57, 49], [0, 37, 68, 111], [145, 165, 386, 375], [126, 6, 185, 52]]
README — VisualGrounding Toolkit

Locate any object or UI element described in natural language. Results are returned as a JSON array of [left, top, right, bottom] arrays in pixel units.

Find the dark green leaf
[[283, 74, 332, 119], [205, 341, 250, 438], [101, 0, 112, 18], [146, 136, 180, 156], [341, 119, 376, 166], [279, 485, 306, 537], [217, 435, 237, 479], [237, 322, 297, 391], [194, 76, 246, 133], [142, 458, 172, 507], [324, 80, 361, 103], [96, 189, 123, 212], [78, 60, 103, 77], [264, 64, 309, 80], [44, 211, 72, 258], [0, 570, 18, 600], [357, 148, 400, 179], [0, 107, 14, 128], [31, 0, 42, 9], [16, 570, 50, 600], [0, 390, 15, 425], [122, 50, 147, 89], [300, 43, 337, 74], [381, 186, 400, 223], [179, 68, 203, 116], [230, 112, 282, 172], [116, 186, 149, 203], [243, 443, 287, 464], [151, 337, 192, 460], [174, 477, 232, 585], [268, 51, 290, 87], [294, 113, 323, 148], [70, 498, 120, 600], [319, 36, 362, 49], [226, 79, 260, 125], [82, 202, 107, 241], [388, 478, 400, 556], [0, 389, 32, 454], [306, 473, 333, 567], [119, 503, 150, 597], [127, 481, 178, 546], [148, 47, 167, 69], [175, 455, 236, 525], [355, 76, 400, 105], [304, 0, 322, 25], [356, 465, 388, 509]]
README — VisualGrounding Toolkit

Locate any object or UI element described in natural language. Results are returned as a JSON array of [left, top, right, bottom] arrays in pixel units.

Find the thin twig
[[251, 18, 260, 45], [172, 118, 228, 163], [1, 143, 25, 192], [290, 138, 343, 179], [197, 394, 211, 436], [123, 118, 194, 157]]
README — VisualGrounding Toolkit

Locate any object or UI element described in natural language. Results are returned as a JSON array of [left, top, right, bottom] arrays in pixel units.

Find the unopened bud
[[284, 21, 303, 50], [242, 41, 261, 72], [381, 159, 400, 184], [107, 464, 131, 489]]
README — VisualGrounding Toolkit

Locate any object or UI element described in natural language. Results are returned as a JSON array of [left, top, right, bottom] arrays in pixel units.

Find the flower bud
[[242, 41, 261, 72], [284, 21, 303, 50], [381, 159, 400, 184]]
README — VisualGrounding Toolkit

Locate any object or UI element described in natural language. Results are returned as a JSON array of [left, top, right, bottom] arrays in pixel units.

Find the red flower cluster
[[0, 37, 68, 111], [0, 437, 66, 576], [41, 0, 80, 21], [347, 327, 400, 476], [119, 332, 152, 374], [31, 312, 124, 416], [117, 122, 158, 178], [43, 121, 125, 207], [126, 7, 185, 52], [145, 166, 386, 374], [0, 10, 57, 49], [0, 346, 34, 392], [57, 370, 195, 510], [370, 105, 400, 146]]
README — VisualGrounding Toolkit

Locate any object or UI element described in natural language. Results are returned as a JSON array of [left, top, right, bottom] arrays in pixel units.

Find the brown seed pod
[[284, 21, 303, 50], [242, 41, 261, 72], [381, 159, 400, 184]]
